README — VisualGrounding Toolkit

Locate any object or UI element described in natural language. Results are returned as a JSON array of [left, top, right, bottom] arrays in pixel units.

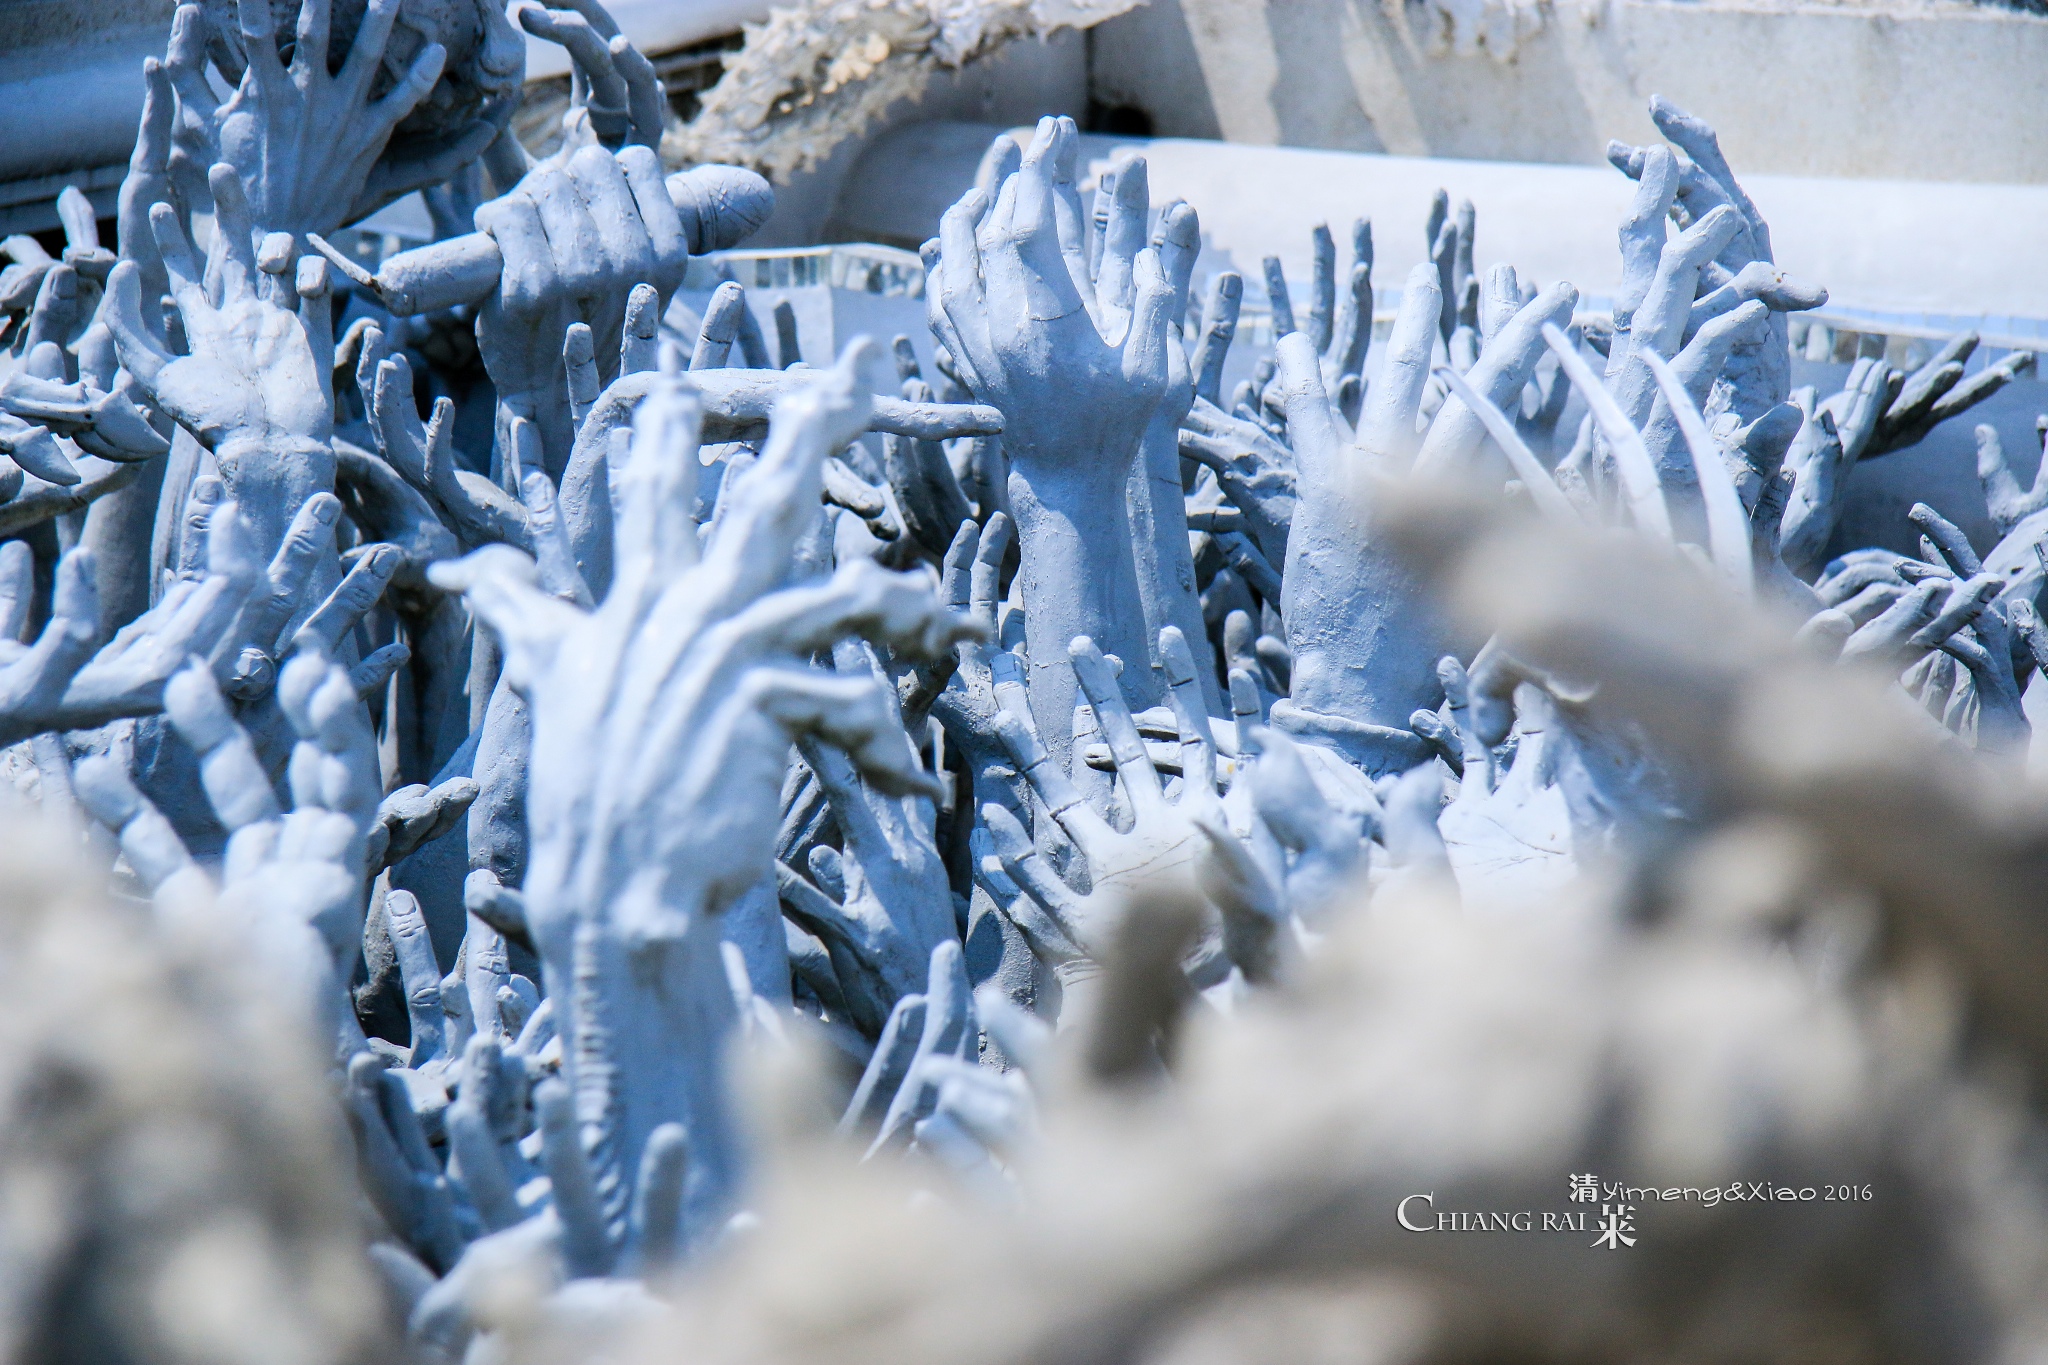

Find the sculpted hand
[[104, 164, 336, 553], [776, 643, 959, 1038], [987, 631, 1221, 961], [474, 144, 690, 469], [928, 116, 1175, 756], [430, 344, 978, 1243], [163, 0, 516, 238], [1179, 396, 1296, 564]]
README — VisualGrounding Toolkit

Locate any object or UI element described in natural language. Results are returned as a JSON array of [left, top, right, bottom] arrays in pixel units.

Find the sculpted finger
[[243, 493, 343, 656], [1357, 262, 1440, 464], [294, 544, 401, 657], [99, 261, 172, 388], [74, 753, 195, 889], [165, 658, 281, 830], [609, 35, 667, 148], [991, 709, 1113, 857], [618, 146, 687, 294]]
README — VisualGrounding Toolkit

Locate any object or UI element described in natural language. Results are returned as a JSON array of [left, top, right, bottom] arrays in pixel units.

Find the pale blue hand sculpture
[[926, 115, 1175, 765], [431, 342, 979, 1252]]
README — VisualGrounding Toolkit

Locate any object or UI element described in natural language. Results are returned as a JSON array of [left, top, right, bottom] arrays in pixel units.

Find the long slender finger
[[1543, 323, 1673, 545], [935, 190, 991, 387], [1262, 255, 1296, 339], [1357, 263, 1440, 465], [970, 511, 1011, 633], [369, 40, 448, 141], [289, 0, 332, 77], [385, 889, 448, 1064], [621, 282, 661, 375], [1120, 247, 1174, 392], [520, 5, 629, 112], [1070, 636, 1162, 809], [609, 35, 666, 148], [294, 544, 400, 657], [1430, 215, 1458, 342], [239, 493, 342, 657], [939, 518, 978, 610], [0, 542, 31, 645], [147, 203, 204, 303], [1641, 349, 1754, 595], [616, 146, 686, 297], [1098, 154, 1150, 322], [1648, 97, 1768, 254], [1908, 574, 2004, 649], [1306, 222, 1336, 353], [1840, 580, 1944, 663], [1613, 145, 1677, 324], [205, 164, 260, 306], [164, 5, 219, 117], [1332, 258, 1372, 384], [1159, 626, 1217, 795], [990, 710, 1114, 858], [351, 641, 409, 699], [1155, 201, 1200, 326], [337, 0, 405, 104], [100, 261, 172, 389], [234, 0, 289, 94], [981, 802, 1091, 949], [691, 281, 746, 370], [1908, 501, 1984, 577], [1191, 810, 1284, 983], [73, 752, 195, 889], [1191, 272, 1242, 405]]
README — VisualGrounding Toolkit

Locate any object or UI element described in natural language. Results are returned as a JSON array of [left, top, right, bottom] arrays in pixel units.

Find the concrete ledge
[[835, 122, 2048, 331]]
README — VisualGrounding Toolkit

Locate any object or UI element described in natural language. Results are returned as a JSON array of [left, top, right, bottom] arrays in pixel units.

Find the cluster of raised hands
[[1, 0, 2041, 1354]]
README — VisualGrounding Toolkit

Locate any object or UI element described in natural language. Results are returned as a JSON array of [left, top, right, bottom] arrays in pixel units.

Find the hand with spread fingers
[[161, 0, 519, 239], [104, 162, 336, 558], [430, 342, 980, 1244], [926, 116, 1177, 761]]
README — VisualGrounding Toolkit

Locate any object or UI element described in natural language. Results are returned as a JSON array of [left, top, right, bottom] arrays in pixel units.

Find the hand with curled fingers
[[0, 499, 261, 745], [1259, 218, 1374, 422], [926, 116, 1177, 759], [1178, 396, 1297, 566], [1769, 386, 1856, 582], [982, 631, 1223, 984], [1193, 723, 1373, 985], [509, 0, 670, 166], [161, 0, 518, 239], [776, 645, 959, 1039], [1823, 503, 2033, 758], [198, 488, 403, 702], [473, 142, 691, 470], [843, 943, 1036, 1187], [924, 513, 1036, 812], [1605, 97, 1812, 424], [1, 188, 113, 359]]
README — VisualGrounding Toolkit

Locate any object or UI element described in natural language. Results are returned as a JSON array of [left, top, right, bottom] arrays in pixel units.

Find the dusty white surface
[[838, 123, 2048, 326]]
